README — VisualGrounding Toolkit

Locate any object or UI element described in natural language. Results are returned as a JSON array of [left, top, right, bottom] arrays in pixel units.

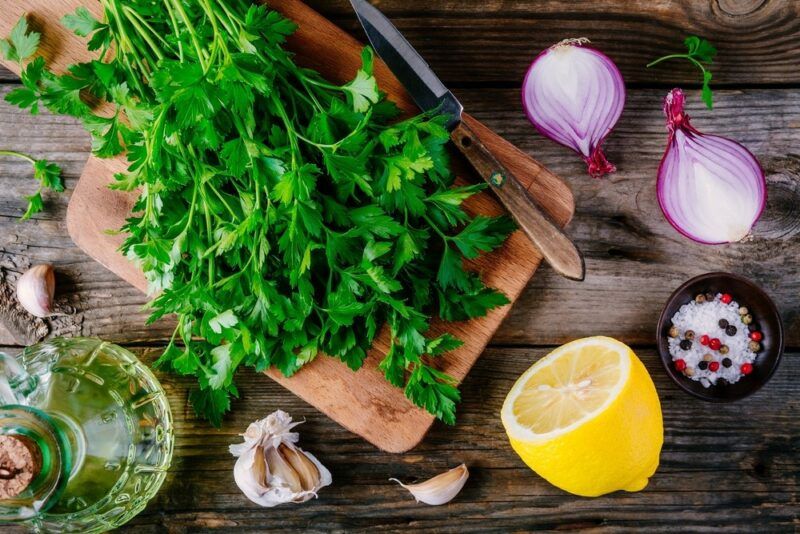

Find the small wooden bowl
[[656, 272, 784, 401]]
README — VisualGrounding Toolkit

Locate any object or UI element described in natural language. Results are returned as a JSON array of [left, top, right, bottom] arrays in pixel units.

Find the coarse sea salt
[[667, 294, 756, 387]]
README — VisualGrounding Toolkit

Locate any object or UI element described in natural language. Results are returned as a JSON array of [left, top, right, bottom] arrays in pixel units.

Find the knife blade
[[350, 0, 585, 281]]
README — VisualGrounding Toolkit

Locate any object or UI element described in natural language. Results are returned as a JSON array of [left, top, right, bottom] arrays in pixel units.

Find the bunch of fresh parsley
[[2, 1, 514, 426]]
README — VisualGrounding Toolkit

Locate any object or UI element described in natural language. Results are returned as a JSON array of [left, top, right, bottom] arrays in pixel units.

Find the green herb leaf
[[62, 7, 102, 38], [1, 16, 40, 63]]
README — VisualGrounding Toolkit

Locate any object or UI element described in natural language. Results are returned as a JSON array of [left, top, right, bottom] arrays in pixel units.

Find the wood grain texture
[[0, 345, 795, 532], [303, 0, 800, 87], [0, 0, 575, 452], [0, 0, 799, 528]]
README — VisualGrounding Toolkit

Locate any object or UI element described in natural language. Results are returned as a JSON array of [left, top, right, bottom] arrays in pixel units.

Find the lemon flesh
[[501, 337, 663, 497]]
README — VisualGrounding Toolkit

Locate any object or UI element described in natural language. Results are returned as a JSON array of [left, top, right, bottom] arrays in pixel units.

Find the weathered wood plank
[[2, 85, 799, 347], [4, 0, 800, 86], [2, 345, 796, 532]]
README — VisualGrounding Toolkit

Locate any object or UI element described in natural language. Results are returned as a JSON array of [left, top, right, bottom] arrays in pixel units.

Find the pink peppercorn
[[750, 331, 763, 342], [709, 338, 721, 351], [709, 361, 720, 372], [721, 293, 732, 304], [700, 335, 710, 346], [675, 359, 686, 372], [741, 363, 753, 375]]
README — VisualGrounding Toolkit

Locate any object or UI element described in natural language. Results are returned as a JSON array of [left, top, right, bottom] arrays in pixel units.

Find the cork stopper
[[0, 435, 42, 499]]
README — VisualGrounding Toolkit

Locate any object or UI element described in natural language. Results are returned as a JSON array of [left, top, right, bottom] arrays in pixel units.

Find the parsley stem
[[0, 150, 36, 164], [647, 54, 707, 76], [121, 6, 169, 60], [166, 0, 209, 71]]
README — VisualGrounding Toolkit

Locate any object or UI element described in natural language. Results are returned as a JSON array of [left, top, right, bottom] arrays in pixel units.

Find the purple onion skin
[[522, 39, 626, 179], [657, 89, 767, 245]]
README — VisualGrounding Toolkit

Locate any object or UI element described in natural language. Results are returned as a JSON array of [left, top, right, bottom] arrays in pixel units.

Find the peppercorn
[[722, 357, 732, 368], [685, 330, 695, 341], [750, 331, 763, 342], [674, 359, 686, 372], [679, 339, 692, 350], [717, 378, 728, 386], [719, 345, 730, 355], [698, 361, 709, 370], [709, 338, 721, 351], [703, 353, 713, 362], [738, 306, 748, 316], [742, 314, 753, 325], [721, 293, 732, 304], [705, 292, 715, 302], [748, 322, 759, 332], [668, 325, 679, 338], [718, 318, 729, 329], [709, 361, 720, 372], [700, 334, 710, 346], [685, 367, 695, 377], [695, 293, 706, 303], [725, 325, 737, 336], [741, 363, 753, 375], [749, 341, 761, 352]]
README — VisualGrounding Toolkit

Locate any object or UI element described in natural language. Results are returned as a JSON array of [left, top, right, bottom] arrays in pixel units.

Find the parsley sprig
[[4, 2, 514, 426], [647, 36, 718, 109], [0, 149, 64, 220]]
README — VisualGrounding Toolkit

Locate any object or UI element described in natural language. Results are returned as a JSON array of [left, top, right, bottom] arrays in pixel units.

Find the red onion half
[[522, 38, 625, 179], [657, 89, 766, 244]]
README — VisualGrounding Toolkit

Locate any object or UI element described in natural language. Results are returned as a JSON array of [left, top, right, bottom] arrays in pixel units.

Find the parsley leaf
[[0, 16, 39, 63], [62, 7, 102, 38]]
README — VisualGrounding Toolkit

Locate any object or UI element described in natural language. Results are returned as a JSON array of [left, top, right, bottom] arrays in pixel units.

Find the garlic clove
[[16, 265, 55, 318], [390, 463, 469, 506], [279, 443, 320, 492], [266, 445, 303, 494]]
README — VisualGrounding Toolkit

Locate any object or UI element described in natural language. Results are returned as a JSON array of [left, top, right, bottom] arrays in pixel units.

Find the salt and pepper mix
[[667, 292, 763, 387]]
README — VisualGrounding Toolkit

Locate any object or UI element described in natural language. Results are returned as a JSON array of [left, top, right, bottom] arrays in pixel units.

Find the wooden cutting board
[[0, 0, 574, 452]]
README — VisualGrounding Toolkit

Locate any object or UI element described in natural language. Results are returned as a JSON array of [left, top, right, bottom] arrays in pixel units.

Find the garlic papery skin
[[16, 265, 55, 318], [390, 464, 469, 506], [229, 410, 331, 507]]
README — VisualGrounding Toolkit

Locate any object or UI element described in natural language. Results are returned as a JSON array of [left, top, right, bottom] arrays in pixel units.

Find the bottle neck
[[0, 406, 72, 521]]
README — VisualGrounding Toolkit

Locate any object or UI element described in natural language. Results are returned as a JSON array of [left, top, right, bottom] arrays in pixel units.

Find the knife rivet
[[490, 172, 505, 187]]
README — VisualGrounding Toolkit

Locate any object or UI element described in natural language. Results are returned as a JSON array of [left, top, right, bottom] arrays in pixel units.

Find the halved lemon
[[501, 336, 663, 497]]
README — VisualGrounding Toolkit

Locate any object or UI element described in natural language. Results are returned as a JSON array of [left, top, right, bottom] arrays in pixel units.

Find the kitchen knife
[[350, 0, 585, 281]]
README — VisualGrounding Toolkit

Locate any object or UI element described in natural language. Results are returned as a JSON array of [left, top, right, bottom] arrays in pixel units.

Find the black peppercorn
[[698, 360, 709, 370], [725, 325, 737, 336], [717, 378, 728, 387], [718, 318, 729, 329], [705, 292, 715, 302], [748, 322, 759, 332], [679, 339, 692, 350], [722, 357, 732, 368]]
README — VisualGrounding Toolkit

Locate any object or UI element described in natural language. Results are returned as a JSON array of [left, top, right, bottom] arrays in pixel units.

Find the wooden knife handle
[[451, 118, 585, 281]]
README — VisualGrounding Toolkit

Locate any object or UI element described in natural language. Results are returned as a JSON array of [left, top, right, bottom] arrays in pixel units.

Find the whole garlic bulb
[[229, 410, 331, 507], [16, 264, 55, 318]]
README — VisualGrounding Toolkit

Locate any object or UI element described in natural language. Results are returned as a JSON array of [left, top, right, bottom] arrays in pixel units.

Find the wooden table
[[1, 1, 798, 531]]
